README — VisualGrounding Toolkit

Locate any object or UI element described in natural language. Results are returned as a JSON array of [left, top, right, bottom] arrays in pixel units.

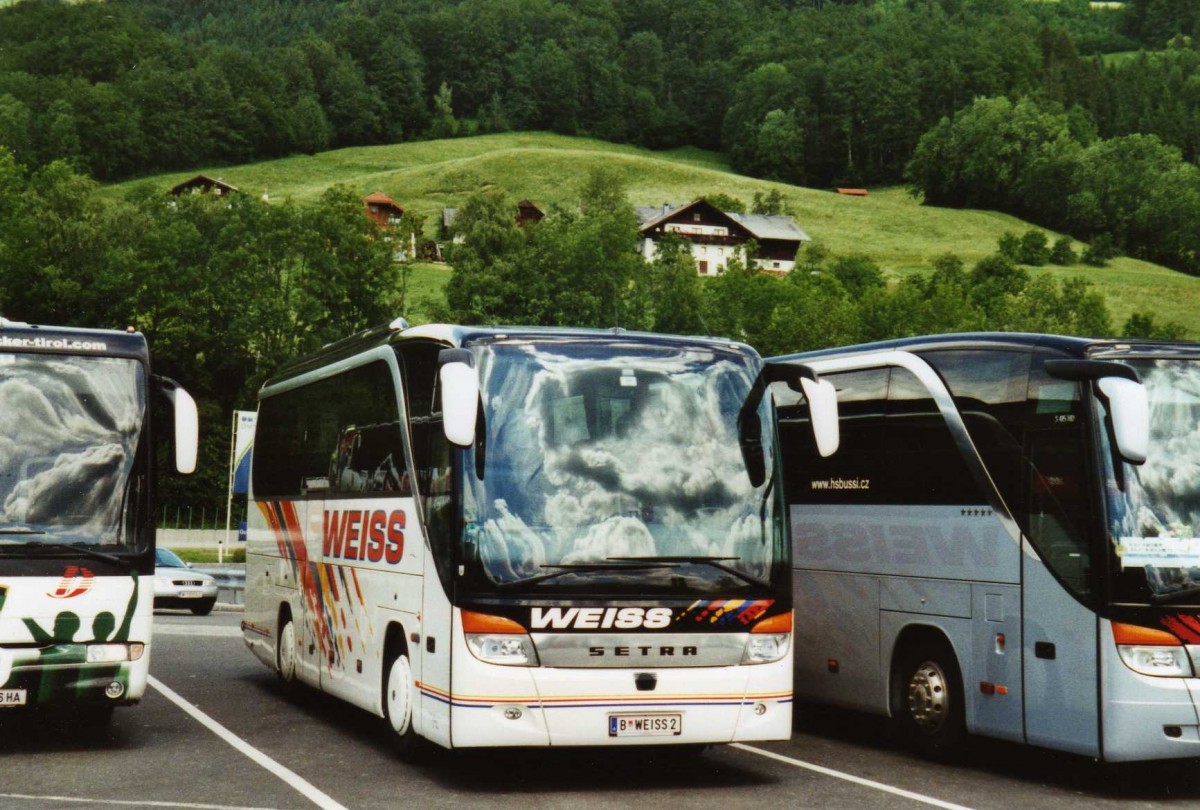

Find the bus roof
[[771, 332, 1200, 365], [0, 319, 149, 361], [263, 320, 756, 389]]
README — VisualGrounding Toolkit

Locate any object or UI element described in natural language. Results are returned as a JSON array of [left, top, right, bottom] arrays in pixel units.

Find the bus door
[[401, 343, 455, 747], [1020, 425, 1101, 756]]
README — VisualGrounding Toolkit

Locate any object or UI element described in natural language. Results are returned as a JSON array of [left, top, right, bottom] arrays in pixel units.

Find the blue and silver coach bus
[[774, 332, 1200, 762]]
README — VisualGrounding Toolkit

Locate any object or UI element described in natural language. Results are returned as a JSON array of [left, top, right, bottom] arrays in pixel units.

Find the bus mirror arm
[[439, 349, 480, 448], [154, 375, 199, 474]]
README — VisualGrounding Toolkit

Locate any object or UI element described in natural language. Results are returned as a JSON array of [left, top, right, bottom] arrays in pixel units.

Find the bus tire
[[382, 647, 423, 761], [893, 639, 966, 759], [277, 613, 299, 696]]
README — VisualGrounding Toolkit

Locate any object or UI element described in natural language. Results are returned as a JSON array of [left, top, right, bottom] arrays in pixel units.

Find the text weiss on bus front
[[241, 319, 838, 753]]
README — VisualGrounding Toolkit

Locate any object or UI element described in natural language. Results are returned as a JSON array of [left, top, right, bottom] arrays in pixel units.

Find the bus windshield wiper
[[1150, 584, 1200, 605], [0, 527, 46, 535], [495, 561, 676, 590], [607, 556, 773, 590], [0, 540, 127, 567]]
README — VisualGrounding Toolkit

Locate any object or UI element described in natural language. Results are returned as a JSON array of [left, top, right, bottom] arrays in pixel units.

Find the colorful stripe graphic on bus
[[673, 599, 774, 627], [257, 500, 378, 675]]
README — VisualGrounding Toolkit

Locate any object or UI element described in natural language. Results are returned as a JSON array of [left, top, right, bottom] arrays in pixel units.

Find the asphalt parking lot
[[3, 612, 1200, 810]]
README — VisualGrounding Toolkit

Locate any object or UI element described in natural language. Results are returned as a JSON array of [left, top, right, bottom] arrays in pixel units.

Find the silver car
[[153, 547, 218, 616]]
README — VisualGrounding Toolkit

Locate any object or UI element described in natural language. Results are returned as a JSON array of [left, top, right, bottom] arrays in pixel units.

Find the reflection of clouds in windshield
[[4, 444, 127, 530], [480, 499, 547, 581], [473, 343, 772, 582], [0, 357, 142, 538], [1117, 362, 1200, 540], [561, 517, 655, 564]]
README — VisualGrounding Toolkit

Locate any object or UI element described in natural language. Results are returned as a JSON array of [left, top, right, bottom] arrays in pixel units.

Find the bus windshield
[[0, 354, 146, 550], [460, 340, 782, 596], [1105, 358, 1200, 604]]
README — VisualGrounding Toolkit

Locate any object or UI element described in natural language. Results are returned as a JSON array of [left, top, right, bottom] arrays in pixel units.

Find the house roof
[[637, 200, 810, 243], [364, 192, 404, 214], [168, 174, 239, 196], [728, 212, 811, 242]]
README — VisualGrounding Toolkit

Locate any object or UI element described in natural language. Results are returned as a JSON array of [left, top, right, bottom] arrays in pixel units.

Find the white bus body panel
[[0, 573, 152, 705]]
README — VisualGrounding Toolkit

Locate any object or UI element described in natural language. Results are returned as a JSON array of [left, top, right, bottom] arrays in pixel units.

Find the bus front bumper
[[444, 660, 792, 748]]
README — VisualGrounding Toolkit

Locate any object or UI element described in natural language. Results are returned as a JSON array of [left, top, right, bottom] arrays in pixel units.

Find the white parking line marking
[[0, 795, 281, 809], [731, 743, 976, 810], [148, 676, 348, 810]]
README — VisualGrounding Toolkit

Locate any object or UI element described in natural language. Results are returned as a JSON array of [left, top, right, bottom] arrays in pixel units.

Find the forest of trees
[[0, 0, 1197, 186], [2, 0, 1199, 515]]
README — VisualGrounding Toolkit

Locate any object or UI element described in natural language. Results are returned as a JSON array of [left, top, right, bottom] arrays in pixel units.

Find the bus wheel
[[894, 640, 965, 758], [383, 649, 422, 760], [277, 616, 298, 695]]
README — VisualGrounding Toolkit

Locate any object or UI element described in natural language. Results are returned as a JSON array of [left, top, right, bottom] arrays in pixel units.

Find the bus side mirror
[[1046, 359, 1147, 466], [1097, 376, 1148, 465], [158, 377, 199, 474], [439, 349, 479, 448], [799, 376, 840, 458]]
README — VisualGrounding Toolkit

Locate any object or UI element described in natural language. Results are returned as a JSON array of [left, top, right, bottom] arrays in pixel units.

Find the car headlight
[[462, 610, 538, 667], [1114, 622, 1193, 678], [743, 612, 792, 664]]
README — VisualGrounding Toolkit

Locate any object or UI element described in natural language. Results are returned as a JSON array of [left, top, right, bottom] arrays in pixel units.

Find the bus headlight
[[462, 610, 539, 667], [743, 612, 792, 665], [1113, 622, 1193, 678], [86, 643, 145, 663]]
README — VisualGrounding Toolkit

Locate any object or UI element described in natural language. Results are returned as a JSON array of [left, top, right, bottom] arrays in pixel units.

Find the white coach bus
[[773, 332, 1200, 762], [0, 319, 198, 724], [241, 319, 838, 754]]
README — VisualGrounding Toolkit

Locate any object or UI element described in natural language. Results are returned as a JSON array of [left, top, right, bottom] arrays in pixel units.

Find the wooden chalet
[[364, 192, 405, 228], [168, 175, 239, 197], [635, 199, 811, 275]]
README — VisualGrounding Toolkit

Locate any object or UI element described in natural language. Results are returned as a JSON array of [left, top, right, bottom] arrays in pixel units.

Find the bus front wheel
[[383, 649, 423, 760], [277, 615, 298, 695], [893, 640, 965, 758]]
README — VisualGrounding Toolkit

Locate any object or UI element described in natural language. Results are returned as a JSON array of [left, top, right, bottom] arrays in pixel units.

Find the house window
[[699, 261, 709, 274], [693, 213, 701, 222], [773, 261, 781, 269], [700, 246, 708, 256]]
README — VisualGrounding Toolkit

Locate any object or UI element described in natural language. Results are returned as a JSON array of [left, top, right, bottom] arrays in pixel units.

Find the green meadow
[[107, 132, 1200, 336]]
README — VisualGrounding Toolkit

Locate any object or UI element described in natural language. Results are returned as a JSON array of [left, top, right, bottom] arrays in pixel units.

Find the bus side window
[[777, 368, 888, 505], [887, 367, 980, 506]]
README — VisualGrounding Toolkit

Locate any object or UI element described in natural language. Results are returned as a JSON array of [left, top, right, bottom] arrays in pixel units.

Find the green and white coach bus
[[0, 319, 198, 724], [773, 332, 1200, 762], [241, 319, 838, 754]]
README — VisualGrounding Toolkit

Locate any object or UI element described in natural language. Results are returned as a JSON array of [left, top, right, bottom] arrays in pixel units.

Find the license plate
[[0, 689, 27, 708], [608, 713, 682, 737], [178, 591, 202, 598]]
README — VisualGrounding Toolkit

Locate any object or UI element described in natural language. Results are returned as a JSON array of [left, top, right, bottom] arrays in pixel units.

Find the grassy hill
[[105, 132, 1200, 336]]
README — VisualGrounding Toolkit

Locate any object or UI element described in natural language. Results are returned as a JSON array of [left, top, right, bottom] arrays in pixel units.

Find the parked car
[[153, 548, 218, 615]]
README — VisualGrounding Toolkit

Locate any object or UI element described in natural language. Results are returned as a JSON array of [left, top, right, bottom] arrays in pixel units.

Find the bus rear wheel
[[894, 640, 965, 759], [383, 649, 423, 761]]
